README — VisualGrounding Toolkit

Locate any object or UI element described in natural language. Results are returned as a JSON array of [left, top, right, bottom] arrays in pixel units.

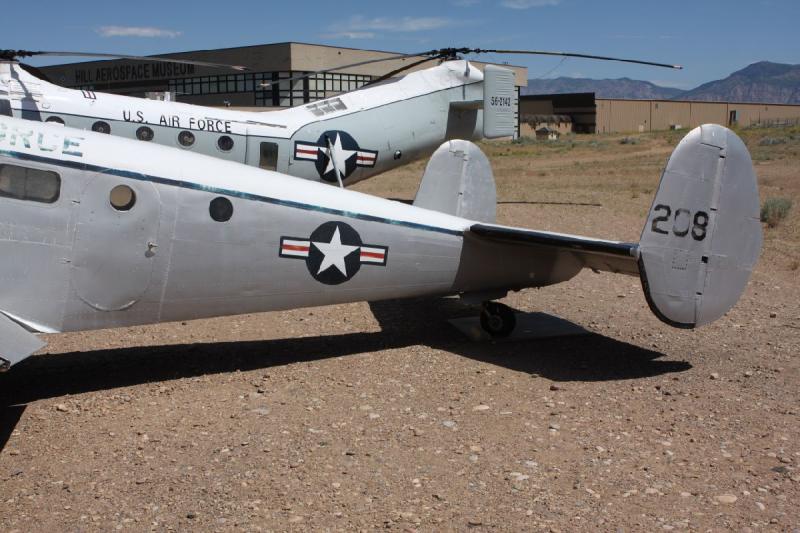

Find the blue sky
[[6, 0, 798, 89]]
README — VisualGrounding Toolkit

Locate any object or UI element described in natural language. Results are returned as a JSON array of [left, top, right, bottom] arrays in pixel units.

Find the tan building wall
[[650, 101, 692, 131], [596, 99, 650, 133], [598, 99, 800, 133]]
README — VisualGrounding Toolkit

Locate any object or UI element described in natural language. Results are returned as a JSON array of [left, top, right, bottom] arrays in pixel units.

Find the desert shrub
[[760, 197, 793, 228], [759, 137, 786, 146], [619, 136, 639, 145]]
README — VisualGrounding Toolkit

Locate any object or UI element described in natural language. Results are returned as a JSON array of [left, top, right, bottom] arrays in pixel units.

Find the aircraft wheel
[[480, 302, 516, 338]]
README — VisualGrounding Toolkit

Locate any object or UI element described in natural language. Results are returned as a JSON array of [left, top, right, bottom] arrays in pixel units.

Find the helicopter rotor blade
[[459, 48, 682, 70], [1, 49, 250, 71], [259, 50, 438, 88], [361, 56, 441, 88]]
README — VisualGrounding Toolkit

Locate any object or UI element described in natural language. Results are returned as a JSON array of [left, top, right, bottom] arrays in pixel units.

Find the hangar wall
[[596, 99, 800, 133]]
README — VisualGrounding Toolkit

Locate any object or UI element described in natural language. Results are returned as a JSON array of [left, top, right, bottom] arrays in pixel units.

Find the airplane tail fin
[[482, 65, 517, 139], [465, 124, 762, 329], [413, 140, 496, 223], [636, 124, 762, 327]]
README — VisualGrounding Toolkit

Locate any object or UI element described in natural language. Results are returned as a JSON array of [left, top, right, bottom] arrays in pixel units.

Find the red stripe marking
[[360, 251, 384, 259], [283, 244, 310, 252], [296, 148, 318, 155]]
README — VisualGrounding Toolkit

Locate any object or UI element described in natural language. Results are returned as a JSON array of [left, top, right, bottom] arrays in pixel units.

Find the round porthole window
[[45, 116, 65, 125], [92, 121, 111, 134], [178, 130, 195, 147], [136, 126, 154, 142], [209, 196, 233, 222], [217, 135, 234, 152], [109, 185, 136, 211]]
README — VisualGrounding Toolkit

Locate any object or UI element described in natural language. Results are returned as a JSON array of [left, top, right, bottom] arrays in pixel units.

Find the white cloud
[[323, 31, 377, 39], [333, 16, 455, 34], [97, 26, 182, 38], [502, 0, 560, 9]]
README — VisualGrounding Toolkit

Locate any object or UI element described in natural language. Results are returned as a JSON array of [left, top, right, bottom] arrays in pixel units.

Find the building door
[[71, 177, 161, 311]]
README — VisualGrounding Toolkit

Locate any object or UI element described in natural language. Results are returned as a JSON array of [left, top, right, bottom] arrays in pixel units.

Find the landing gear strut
[[480, 301, 516, 338]]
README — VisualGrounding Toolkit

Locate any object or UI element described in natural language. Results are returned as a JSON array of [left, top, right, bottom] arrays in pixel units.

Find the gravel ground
[[1, 129, 798, 532]]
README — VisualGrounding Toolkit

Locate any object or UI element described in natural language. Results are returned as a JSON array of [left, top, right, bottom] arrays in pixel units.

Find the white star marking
[[319, 133, 357, 179], [311, 226, 359, 276]]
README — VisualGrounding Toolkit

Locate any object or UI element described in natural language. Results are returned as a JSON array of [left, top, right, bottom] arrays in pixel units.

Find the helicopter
[[1, 47, 681, 186], [0, 113, 761, 370]]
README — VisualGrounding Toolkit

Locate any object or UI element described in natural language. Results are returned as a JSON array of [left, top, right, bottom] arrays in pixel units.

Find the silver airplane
[[0, 114, 761, 371], [1, 47, 680, 186]]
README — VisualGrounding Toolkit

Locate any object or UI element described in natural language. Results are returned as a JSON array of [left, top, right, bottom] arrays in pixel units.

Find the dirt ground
[[1, 126, 798, 532]]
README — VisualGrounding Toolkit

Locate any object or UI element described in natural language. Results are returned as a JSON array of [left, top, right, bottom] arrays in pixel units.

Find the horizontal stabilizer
[[469, 224, 639, 275], [0, 312, 46, 370]]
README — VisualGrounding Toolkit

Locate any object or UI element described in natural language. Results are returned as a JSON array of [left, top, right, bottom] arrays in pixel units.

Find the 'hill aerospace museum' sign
[[74, 63, 197, 85]]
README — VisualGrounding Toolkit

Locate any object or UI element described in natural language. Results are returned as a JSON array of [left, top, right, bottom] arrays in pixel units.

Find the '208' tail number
[[650, 204, 709, 241]]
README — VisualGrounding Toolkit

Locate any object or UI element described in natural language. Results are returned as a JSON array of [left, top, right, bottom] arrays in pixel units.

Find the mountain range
[[521, 61, 800, 104]]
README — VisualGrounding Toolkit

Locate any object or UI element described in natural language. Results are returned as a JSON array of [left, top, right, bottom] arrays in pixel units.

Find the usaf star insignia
[[294, 130, 378, 183], [279, 221, 388, 285]]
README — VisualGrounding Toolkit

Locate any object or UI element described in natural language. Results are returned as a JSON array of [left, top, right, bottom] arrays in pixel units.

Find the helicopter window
[[178, 130, 196, 147], [109, 185, 136, 211], [259, 143, 278, 171], [0, 99, 10, 117], [92, 121, 111, 134], [217, 135, 234, 152], [136, 126, 154, 142], [45, 116, 65, 125], [209, 197, 233, 222], [0, 164, 61, 204]]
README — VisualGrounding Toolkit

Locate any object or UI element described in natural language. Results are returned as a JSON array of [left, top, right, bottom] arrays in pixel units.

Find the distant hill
[[521, 77, 683, 99], [522, 62, 800, 104], [677, 61, 800, 103]]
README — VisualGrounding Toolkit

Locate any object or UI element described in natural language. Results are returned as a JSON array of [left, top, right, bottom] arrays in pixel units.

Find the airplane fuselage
[[0, 116, 561, 335]]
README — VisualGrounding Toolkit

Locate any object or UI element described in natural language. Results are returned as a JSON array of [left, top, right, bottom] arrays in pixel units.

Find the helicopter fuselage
[[0, 60, 515, 186]]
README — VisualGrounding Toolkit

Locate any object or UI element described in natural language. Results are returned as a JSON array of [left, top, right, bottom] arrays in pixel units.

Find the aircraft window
[[92, 121, 111, 134], [209, 197, 233, 222], [259, 142, 279, 171], [217, 135, 234, 152], [0, 164, 60, 204], [45, 116, 65, 125], [109, 184, 136, 211], [178, 130, 196, 147], [0, 99, 10, 117], [136, 126, 154, 142]]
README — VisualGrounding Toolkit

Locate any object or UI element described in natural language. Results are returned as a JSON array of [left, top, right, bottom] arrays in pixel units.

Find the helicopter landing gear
[[480, 301, 516, 338]]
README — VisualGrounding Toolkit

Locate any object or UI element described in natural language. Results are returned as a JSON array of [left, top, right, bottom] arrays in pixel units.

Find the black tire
[[480, 302, 516, 338]]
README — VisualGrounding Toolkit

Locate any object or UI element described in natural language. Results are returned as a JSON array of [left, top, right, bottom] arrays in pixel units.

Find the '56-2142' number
[[650, 204, 709, 241]]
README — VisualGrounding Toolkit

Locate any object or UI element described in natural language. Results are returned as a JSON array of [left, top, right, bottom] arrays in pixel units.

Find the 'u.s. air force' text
[[122, 110, 232, 133]]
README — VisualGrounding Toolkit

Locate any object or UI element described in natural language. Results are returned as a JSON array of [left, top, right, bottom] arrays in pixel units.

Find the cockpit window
[[0, 164, 61, 204]]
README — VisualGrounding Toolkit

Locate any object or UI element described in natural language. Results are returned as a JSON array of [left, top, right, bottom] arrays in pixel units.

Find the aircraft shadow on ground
[[0, 298, 690, 411]]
